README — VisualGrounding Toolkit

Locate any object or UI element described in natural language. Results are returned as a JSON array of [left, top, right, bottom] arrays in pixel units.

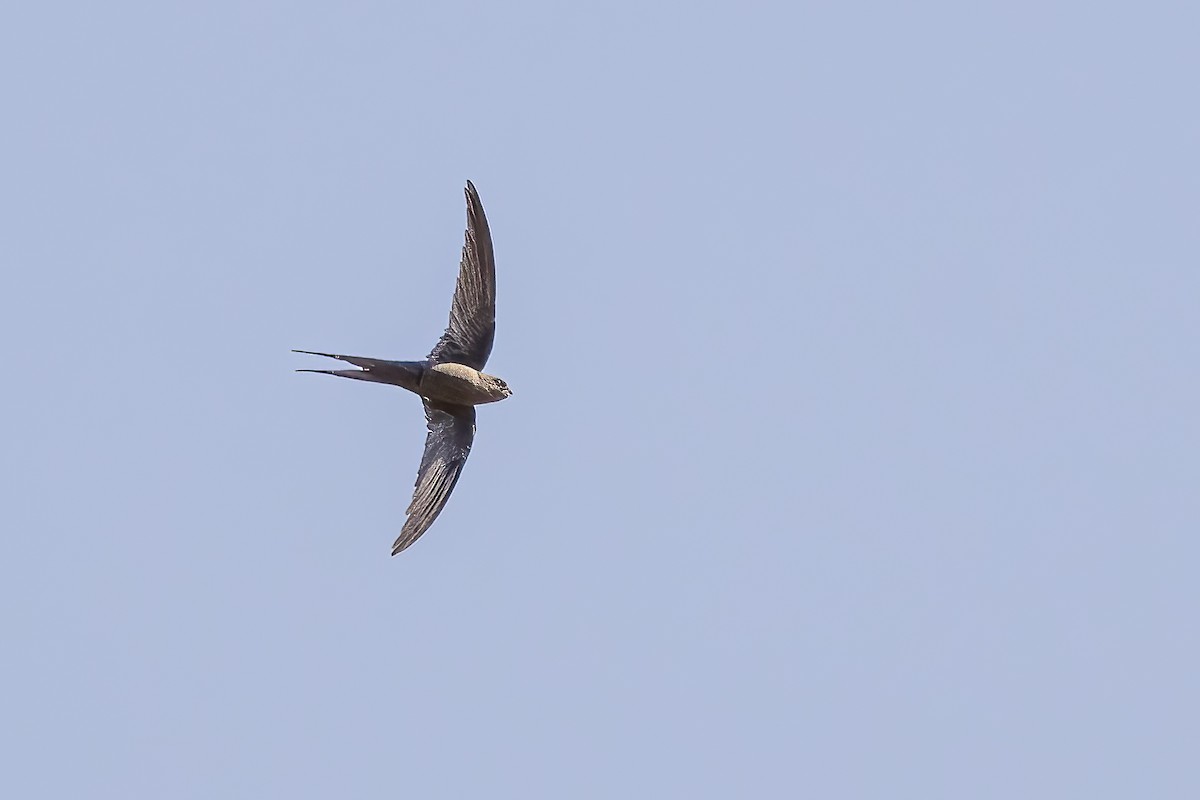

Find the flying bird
[[295, 181, 511, 555]]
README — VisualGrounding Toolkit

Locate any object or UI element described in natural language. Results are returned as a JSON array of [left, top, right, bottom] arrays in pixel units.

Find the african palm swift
[[294, 181, 511, 555]]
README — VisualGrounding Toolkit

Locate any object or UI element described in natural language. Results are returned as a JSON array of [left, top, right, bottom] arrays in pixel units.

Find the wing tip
[[391, 530, 420, 556], [464, 180, 484, 211]]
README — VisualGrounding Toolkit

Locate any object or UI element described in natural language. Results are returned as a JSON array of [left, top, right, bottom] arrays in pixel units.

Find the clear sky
[[3, 1, 1197, 797]]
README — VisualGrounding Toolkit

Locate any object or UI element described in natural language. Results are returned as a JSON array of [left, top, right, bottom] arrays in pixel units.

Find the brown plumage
[[295, 181, 511, 555]]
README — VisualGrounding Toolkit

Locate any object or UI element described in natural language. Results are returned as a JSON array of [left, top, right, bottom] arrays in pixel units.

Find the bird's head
[[481, 373, 513, 402]]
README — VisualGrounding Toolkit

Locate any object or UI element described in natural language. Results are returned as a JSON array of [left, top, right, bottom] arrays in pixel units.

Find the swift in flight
[[295, 181, 511, 555]]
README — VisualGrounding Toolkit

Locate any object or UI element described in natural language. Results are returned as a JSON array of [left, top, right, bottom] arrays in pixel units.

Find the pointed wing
[[427, 181, 496, 370], [392, 401, 477, 555]]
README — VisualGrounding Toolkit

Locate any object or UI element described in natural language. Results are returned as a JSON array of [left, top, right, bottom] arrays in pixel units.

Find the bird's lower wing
[[392, 401, 477, 555]]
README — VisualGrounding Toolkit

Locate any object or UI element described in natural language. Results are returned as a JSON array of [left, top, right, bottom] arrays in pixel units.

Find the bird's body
[[421, 363, 511, 406], [295, 181, 510, 555]]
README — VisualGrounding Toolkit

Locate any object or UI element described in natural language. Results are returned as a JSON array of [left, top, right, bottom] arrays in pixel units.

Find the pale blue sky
[[3, 1, 1197, 797]]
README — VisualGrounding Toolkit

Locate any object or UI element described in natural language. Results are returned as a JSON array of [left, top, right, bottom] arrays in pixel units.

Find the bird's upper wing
[[427, 181, 496, 370], [392, 401, 477, 555]]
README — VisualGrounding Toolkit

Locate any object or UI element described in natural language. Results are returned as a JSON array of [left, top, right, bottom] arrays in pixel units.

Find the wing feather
[[391, 401, 476, 555], [427, 181, 496, 370]]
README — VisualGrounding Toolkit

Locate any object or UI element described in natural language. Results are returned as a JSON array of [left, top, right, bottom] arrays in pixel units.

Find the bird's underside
[[294, 181, 508, 555]]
